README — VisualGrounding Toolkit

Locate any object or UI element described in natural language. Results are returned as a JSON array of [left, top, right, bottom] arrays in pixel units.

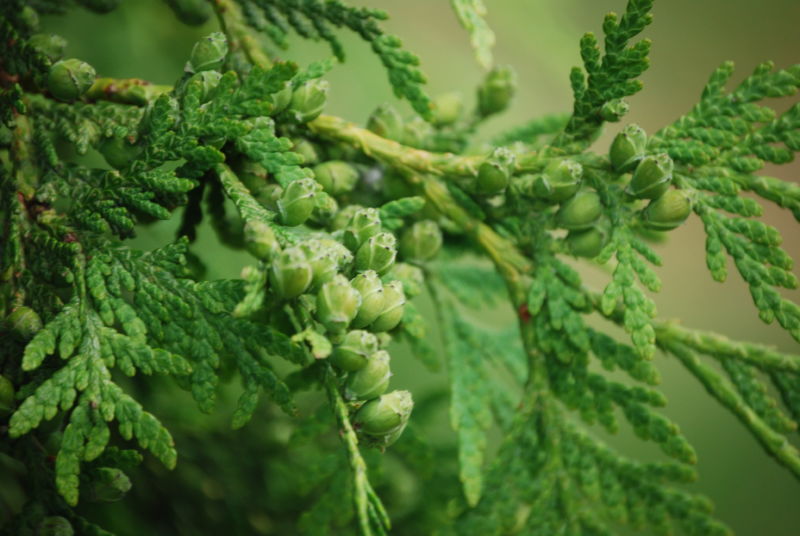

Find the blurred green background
[[37, 1, 800, 534]]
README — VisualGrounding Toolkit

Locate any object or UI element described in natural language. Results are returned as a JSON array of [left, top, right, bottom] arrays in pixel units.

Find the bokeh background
[[33, 1, 800, 534]]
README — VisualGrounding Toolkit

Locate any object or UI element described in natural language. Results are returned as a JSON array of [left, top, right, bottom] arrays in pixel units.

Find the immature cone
[[642, 189, 692, 230], [7, 306, 42, 340], [609, 124, 647, 172], [47, 58, 96, 101], [292, 137, 320, 165], [313, 161, 359, 196], [316, 275, 362, 333], [600, 99, 629, 122], [355, 232, 397, 275], [88, 467, 132, 502], [390, 263, 424, 298], [399, 220, 442, 262], [187, 32, 228, 73], [343, 207, 382, 251], [367, 103, 404, 141], [271, 81, 293, 114], [432, 92, 464, 126], [535, 159, 583, 202], [370, 280, 406, 332], [77, 0, 122, 14], [476, 147, 514, 195], [330, 330, 379, 371], [244, 220, 279, 261], [165, 0, 213, 26], [0, 375, 14, 416], [303, 246, 338, 291], [354, 390, 414, 436], [270, 247, 313, 299], [350, 270, 386, 328], [566, 227, 609, 258], [36, 516, 73, 536], [556, 190, 603, 231], [188, 70, 222, 103], [628, 153, 674, 199], [289, 79, 329, 123], [309, 192, 338, 226], [29, 33, 68, 62], [477, 66, 516, 117], [345, 350, 391, 400], [402, 117, 435, 149], [278, 178, 317, 226]]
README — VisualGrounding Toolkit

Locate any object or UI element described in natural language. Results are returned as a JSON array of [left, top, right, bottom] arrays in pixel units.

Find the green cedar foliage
[[0, 0, 799, 535]]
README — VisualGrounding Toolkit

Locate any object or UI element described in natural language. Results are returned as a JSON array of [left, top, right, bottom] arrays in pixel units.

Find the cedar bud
[[642, 189, 692, 230], [330, 330, 379, 371], [271, 81, 293, 114], [370, 280, 405, 332], [292, 137, 320, 165], [609, 124, 647, 172], [399, 220, 442, 262], [47, 59, 96, 101], [477, 66, 516, 117], [628, 153, 674, 199], [355, 232, 397, 275], [7, 306, 42, 340], [244, 220, 279, 261], [350, 270, 386, 328], [343, 208, 382, 251], [345, 350, 391, 400], [354, 390, 413, 435], [566, 227, 609, 258], [313, 161, 359, 196], [289, 79, 329, 123], [390, 263, 424, 298], [556, 190, 603, 231], [402, 117, 435, 148], [367, 103, 404, 141], [186, 32, 228, 73], [310, 192, 338, 226], [188, 70, 222, 103], [476, 147, 514, 195], [432, 92, 463, 126], [270, 247, 313, 299], [316, 275, 362, 333], [29, 34, 67, 63], [278, 178, 318, 226], [536, 158, 583, 202], [600, 99, 629, 122], [88, 467, 132, 502]]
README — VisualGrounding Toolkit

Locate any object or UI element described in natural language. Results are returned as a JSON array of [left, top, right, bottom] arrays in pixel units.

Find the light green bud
[[36, 516, 73, 536], [432, 92, 463, 126], [278, 178, 318, 226], [355, 232, 397, 275], [188, 70, 222, 103], [0, 375, 14, 416], [477, 65, 516, 117], [367, 103, 404, 141], [316, 274, 362, 333], [535, 159, 583, 202], [477, 147, 514, 195], [343, 207, 382, 251], [345, 350, 391, 401], [271, 81, 293, 114], [628, 153, 674, 199], [609, 124, 647, 172], [402, 117, 434, 148], [399, 220, 442, 262], [556, 191, 603, 231], [289, 79, 329, 123], [303, 248, 338, 291], [313, 161, 359, 196], [310, 191, 338, 226], [566, 227, 609, 258], [350, 270, 386, 329], [76, 0, 121, 14], [600, 99, 629, 122], [187, 32, 228, 73], [390, 262, 424, 298], [331, 204, 362, 231], [316, 238, 353, 267], [370, 280, 406, 332], [355, 390, 413, 436], [244, 220, 279, 260], [88, 467, 132, 502], [47, 58, 95, 101], [642, 189, 692, 230], [270, 247, 313, 299], [7, 306, 42, 340], [292, 137, 319, 165], [330, 330, 379, 371], [165, 0, 213, 26], [29, 34, 68, 63]]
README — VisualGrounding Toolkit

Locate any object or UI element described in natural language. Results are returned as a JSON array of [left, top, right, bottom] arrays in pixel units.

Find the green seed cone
[[270, 247, 313, 299], [476, 147, 514, 195], [432, 92, 464, 126], [566, 227, 609, 258], [0, 375, 15, 416], [292, 137, 320, 165], [316, 275, 362, 333], [88, 467, 132, 502], [330, 330, 379, 372], [309, 191, 338, 226], [399, 220, 442, 262], [370, 280, 406, 332], [244, 220, 279, 261], [289, 79, 329, 123], [47, 58, 96, 101], [187, 32, 228, 73], [537, 159, 583, 202], [345, 350, 391, 400], [642, 189, 692, 230], [402, 117, 435, 149], [610, 124, 647, 172], [355, 232, 397, 275], [354, 390, 414, 435], [477, 65, 516, 117], [367, 103, 404, 142], [165, 0, 213, 26], [600, 99, 629, 122], [343, 207, 382, 251], [188, 70, 222, 103], [628, 153, 674, 199], [556, 190, 603, 231], [390, 263, 424, 298], [305, 250, 338, 291], [271, 81, 293, 114], [313, 161, 359, 196], [278, 178, 318, 226], [36, 516, 74, 536], [351, 270, 386, 328], [7, 306, 42, 340]]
